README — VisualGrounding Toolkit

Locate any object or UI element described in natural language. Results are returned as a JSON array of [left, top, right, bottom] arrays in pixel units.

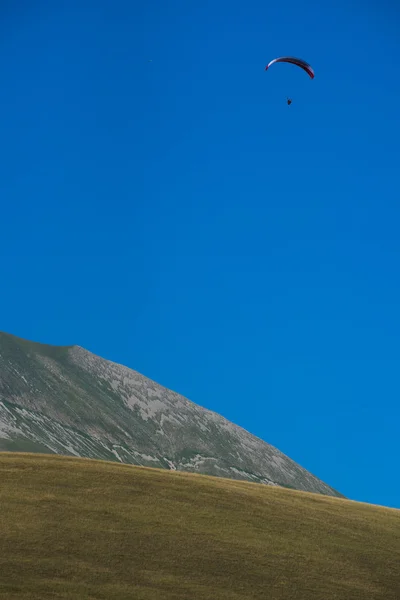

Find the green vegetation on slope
[[0, 453, 399, 600]]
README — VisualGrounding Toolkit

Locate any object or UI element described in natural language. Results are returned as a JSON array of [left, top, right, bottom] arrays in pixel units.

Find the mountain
[[0, 331, 343, 497]]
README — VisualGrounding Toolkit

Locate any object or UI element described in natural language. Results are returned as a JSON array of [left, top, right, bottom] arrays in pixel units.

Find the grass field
[[0, 453, 399, 599]]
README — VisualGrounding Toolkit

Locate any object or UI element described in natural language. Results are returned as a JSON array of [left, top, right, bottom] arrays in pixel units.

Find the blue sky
[[1, 0, 399, 509]]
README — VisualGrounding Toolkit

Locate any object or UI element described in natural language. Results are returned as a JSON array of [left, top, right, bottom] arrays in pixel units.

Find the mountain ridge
[[0, 330, 344, 498]]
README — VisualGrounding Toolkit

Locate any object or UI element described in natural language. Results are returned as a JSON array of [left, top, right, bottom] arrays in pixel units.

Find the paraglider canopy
[[265, 56, 315, 79]]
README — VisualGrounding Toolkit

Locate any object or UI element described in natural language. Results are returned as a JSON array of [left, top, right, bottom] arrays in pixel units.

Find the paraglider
[[265, 56, 315, 79], [265, 56, 314, 105]]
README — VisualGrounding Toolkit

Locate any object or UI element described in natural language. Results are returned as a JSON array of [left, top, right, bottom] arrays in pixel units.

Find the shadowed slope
[[0, 453, 399, 600]]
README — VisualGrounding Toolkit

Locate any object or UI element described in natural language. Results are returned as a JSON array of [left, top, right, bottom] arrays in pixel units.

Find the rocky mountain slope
[[0, 331, 343, 497]]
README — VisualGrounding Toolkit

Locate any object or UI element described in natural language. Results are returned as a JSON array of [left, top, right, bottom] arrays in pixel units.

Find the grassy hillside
[[0, 453, 399, 600]]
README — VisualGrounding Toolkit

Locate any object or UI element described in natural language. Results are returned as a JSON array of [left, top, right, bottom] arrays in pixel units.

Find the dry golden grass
[[0, 452, 399, 599]]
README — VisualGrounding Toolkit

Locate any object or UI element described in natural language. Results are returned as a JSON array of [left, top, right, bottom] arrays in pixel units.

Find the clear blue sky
[[1, 0, 399, 509]]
